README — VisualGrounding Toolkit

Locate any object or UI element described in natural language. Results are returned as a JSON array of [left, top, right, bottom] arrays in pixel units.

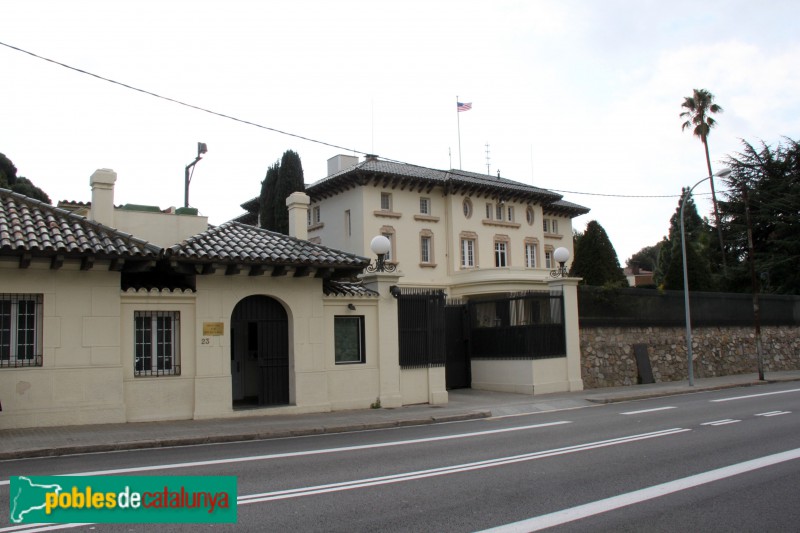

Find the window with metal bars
[[134, 311, 180, 376], [0, 294, 43, 368]]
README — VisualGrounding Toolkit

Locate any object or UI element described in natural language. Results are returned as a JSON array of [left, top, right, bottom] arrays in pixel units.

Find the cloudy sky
[[2, 0, 798, 263]]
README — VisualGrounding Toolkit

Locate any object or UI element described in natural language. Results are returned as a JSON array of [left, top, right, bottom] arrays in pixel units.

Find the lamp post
[[681, 168, 731, 386], [549, 247, 570, 278], [366, 235, 396, 273], [184, 142, 208, 208]]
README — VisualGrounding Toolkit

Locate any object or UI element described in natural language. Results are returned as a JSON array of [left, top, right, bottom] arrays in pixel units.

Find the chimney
[[286, 191, 311, 240], [364, 154, 379, 162], [89, 168, 117, 225], [327, 154, 359, 176]]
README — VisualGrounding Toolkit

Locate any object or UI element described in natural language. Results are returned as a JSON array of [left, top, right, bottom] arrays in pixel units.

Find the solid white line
[[0, 524, 93, 533], [238, 428, 690, 503], [477, 447, 800, 533], [620, 406, 676, 415], [0, 421, 571, 487], [711, 387, 800, 402]]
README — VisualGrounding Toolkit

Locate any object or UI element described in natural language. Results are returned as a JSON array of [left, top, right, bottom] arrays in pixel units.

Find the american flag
[[457, 101, 472, 112]]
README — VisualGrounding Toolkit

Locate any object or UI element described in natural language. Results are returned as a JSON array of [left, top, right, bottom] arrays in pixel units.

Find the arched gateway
[[230, 295, 289, 406]]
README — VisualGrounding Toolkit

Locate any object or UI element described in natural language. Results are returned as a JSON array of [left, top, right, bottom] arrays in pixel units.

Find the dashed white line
[[756, 411, 791, 417], [701, 419, 741, 426]]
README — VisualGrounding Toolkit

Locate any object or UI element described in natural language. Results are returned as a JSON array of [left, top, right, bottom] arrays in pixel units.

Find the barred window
[[0, 294, 43, 368], [134, 311, 180, 376]]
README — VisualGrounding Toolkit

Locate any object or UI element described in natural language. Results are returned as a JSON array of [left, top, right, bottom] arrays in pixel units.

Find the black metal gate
[[445, 300, 470, 389], [397, 289, 446, 369]]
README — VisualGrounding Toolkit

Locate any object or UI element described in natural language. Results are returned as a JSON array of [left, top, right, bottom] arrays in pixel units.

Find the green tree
[[570, 220, 627, 286], [260, 150, 305, 234], [626, 242, 663, 272], [658, 189, 714, 291], [259, 161, 279, 230], [680, 89, 725, 267], [0, 152, 51, 203], [719, 138, 800, 294]]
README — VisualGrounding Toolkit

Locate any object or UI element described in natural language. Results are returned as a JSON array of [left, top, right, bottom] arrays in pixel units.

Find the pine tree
[[570, 220, 627, 286], [659, 189, 714, 291]]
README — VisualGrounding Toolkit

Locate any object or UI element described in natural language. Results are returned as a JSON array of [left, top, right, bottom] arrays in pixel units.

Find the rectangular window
[[420, 236, 431, 263], [507, 206, 515, 222], [382, 232, 393, 261], [381, 192, 392, 211], [485, 203, 492, 219], [461, 238, 475, 267], [545, 251, 553, 269], [0, 294, 43, 368], [334, 316, 365, 364], [543, 219, 550, 233], [496, 204, 504, 220], [313, 206, 321, 224], [134, 311, 180, 376], [525, 243, 537, 268], [420, 197, 431, 215], [552, 219, 559, 234], [345, 209, 351, 236], [494, 241, 508, 267]]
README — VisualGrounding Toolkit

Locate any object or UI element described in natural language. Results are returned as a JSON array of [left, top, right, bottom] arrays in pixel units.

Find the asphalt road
[[2, 382, 799, 532]]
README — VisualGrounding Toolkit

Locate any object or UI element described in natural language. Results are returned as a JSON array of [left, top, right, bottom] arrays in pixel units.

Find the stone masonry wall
[[580, 325, 800, 389]]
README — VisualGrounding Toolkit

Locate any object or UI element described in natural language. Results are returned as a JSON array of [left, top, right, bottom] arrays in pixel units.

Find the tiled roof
[[305, 158, 589, 216], [323, 280, 379, 297], [0, 188, 161, 260], [167, 221, 370, 270]]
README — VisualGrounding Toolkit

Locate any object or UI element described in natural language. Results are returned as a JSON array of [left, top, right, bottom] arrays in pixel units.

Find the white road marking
[[755, 411, 791, 417], [237, 428, 690, 504], [711, 387, 800, 402], [477, 447, 800, 532], [0, 428, 690, 533], [620, 406, 676, 415], [701, 419, 741, 426], [0, 421, 571, 487]]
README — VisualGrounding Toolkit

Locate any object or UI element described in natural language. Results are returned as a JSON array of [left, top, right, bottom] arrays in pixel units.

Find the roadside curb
[[0, 410, 492, 461]]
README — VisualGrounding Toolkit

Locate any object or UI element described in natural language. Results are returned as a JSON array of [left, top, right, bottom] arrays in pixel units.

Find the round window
[[526, 206, 535, 225], [463, 198, 473, 219]]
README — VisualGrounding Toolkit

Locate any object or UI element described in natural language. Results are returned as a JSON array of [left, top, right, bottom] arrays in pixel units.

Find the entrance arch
[[230, 295, 289, 406]]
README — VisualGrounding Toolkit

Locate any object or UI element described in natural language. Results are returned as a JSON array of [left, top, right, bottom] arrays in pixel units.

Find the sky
[[2, 0, 799, 264]]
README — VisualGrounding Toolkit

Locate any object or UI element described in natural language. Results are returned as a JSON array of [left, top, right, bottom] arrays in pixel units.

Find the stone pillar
[[286, 192, 310, 240], [90, 168, 117, 226], [548, 277, 584, 391], [362, 271, 403, 408]]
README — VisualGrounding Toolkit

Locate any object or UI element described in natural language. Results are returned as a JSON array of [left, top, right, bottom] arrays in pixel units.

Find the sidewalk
[[3, 371, 799, 460]]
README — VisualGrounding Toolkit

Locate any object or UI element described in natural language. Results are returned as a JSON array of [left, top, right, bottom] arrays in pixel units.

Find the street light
[[549, 247, 571, 278], [681, 167, 731, 386], [366, 235, 396, 273]]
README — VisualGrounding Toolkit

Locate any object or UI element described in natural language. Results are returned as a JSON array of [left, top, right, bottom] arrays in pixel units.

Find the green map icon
[[10, 476, 63, 524]]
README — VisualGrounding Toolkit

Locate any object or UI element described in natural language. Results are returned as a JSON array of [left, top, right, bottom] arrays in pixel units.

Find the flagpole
[[456, 96, 462, 170]]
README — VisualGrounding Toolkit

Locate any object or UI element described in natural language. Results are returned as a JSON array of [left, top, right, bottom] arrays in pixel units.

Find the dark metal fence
[[397, 289, 447, 368], [578, 286, 800, 327], [468, 291, 566, 359]]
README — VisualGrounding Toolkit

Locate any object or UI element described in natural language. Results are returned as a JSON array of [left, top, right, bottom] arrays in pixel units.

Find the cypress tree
[[270, 150, 305, 235], [259, 161, 279, 230], [570, 220, 626, 286]]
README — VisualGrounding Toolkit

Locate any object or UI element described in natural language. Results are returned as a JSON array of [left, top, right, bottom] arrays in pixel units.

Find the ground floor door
[[230, 295, 289, 406], [445, 303, 471, 389]]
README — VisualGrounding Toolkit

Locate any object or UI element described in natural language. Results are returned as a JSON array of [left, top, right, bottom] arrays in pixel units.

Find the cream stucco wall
[[112, 210, 209, 248], [0, 261, 126, 429]]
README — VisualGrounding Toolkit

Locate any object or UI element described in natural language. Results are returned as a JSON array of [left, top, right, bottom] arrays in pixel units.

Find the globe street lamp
[[366, 235, 396, 273], [681, 168, 731, 386], [550, 247, 571, 278]]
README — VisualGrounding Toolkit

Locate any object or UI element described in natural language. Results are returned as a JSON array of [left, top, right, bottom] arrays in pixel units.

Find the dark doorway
[[445, 302, 471, 389], [230, 295, 289, 407]]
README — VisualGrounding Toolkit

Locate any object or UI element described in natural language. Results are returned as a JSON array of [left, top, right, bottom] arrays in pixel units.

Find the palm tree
[[680, 88, 725, 270]]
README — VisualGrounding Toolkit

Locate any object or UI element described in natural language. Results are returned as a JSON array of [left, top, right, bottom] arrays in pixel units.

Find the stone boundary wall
[[580, 325, 800, 389]]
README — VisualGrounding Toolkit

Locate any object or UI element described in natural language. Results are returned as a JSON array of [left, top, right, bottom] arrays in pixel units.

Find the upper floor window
[[134, 311, 180, 377], [461, 238, 476, 267], [420, 235, 432, 264], [345, 209, 351, 236], [494, 241, 508, 267], [380, 192, 392, 211], [312, 205, 321, 224], [419, 197, 431, 215], [1, 294, 43, 368], [507, 206, 515, 222], [463, 198, 473, 219], [526, 206, 535, 226], [496, 204, 504, 221], [525, 242, 537, 268], [545, 250, 554, 269], [543, 218, 559, 234], [485, 203, 493, 220]]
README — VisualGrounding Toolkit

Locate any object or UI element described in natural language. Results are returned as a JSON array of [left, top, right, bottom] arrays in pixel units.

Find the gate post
[[362, 272, 404, 408], [548, 277, 584, 391]]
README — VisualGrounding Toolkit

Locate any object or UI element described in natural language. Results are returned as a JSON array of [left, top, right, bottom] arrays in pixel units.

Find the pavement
[[3, 371, 800, 461]]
